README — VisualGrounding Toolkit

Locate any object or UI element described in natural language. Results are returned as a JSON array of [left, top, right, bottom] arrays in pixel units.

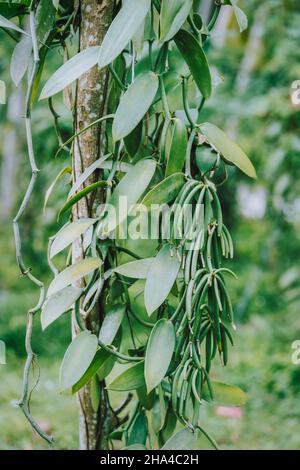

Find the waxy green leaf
[[200, 122, 257, 178], [108, 361, 145, 391], [145, 245, 181, 315], [97, 159, 156, 237], [145, 319, 175, 393], [175, 29, 212, 98], [41, 286, 83, 330], [203, 381, 248, 407], [40, 47, 100, 99], [142, 173, 186, 208], [165, 118, 188, 176], [50, 219, 96, 258], [0, 13, 27, 34], [98, 0, 151, 69], [160, 0, 193, 42], [72, 348, 116, 393], [162, 428, 199, 450], [113, 72, 159, 141], [58, 181, 109, 220], [43, 166, 71, 211], [47, 258, 102, 297], [98, 304, 125, 345], [113, 258, 154, 279], [59, 330, 98, 390]]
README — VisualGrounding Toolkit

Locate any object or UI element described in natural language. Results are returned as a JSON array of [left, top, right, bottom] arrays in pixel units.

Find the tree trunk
[[72, 0, 115, 450]]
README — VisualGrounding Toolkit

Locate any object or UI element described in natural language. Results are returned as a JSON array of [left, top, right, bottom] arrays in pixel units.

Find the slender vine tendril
[[12, 2, 54, 445]]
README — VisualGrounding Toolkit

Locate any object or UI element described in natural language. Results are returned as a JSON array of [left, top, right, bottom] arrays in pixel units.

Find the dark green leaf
[[142, 173, 186, 208], [124, 121, 143, 157], [35, 0, 55, 45], [59, 331, 98, 390], [47, 258, 102, 297], [99, 304, 125, 345], [98, 0, 151, 68], [175, 29, 212, 98], [113, 72, 159, 141], [165, 118, 188, 176], [127, 410, 148, 446], [97, 159, 156, 236], [203, 381, 248, 407], [113, 258, 154, 279], [41, 286, 83, 330], [58, 181, 109, 220], [40, 47, 100, 99], [200, 122, 257, 178], [160, 0, 193, 42], [108, 361, 145, 391], [145, 319, 175, 392], [145, 245, 181, 315]]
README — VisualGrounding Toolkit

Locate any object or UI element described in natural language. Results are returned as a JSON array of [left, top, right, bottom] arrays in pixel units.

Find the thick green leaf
[[10, 36, 32, 87], [0, 13, 27, 34], [72, 345, 119, 393], [200, 122, 257, 178], [159, 406, 177, 445], [40, 47, 100, 99], [127, 411, 148, 446], [113, 72, 159, 141], [108, 361, 145, 391], [142, 173, 186, 208], [41, 286, 83, 330], [98, 0, 151, 68], [113, 258, 154, 279], [35, 0, 55, 45], [59, 330, 98, 390], [165, 118, 187, 176], [43, 166, 71, 211], [0, 3, 28, 19], [47, 258, 102, 297], [58, 181, 109, 220], [145, 319, 175, 393], [99, 304, 125, 345], [162, 428, 199, 450], [90, 376, 101, 412], [124, 121, 143, 157], [97, 159, 156, 236], [50, 219, 96, 258], [203, 381, 248, 407], [160, 0, 193, 42], [137, 385, 156, 410], [68, 154, 111, 198], [145, 244, 181, 315], [175, 29, 212, 98]]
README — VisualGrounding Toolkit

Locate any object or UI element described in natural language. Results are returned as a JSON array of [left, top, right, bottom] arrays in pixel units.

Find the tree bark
[[72, 0, 115, 450]]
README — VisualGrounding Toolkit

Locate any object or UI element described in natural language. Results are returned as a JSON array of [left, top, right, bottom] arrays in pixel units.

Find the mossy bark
[[72, 0, 115, 450]]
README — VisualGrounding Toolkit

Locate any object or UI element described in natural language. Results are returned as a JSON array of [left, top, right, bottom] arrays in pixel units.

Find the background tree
[[0, 0, 298, 450]]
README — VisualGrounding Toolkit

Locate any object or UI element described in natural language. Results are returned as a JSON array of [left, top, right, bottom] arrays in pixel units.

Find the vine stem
[[13, 3, 54, 445]]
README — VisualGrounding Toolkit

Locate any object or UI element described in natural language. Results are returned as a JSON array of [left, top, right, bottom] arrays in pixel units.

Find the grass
[[1, 310, 300, 450]]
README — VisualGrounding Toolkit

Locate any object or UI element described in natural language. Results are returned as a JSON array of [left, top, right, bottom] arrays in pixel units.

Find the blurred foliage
[[1, 0, 300, 449]]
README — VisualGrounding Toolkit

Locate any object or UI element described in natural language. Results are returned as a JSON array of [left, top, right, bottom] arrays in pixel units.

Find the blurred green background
[[1, 0, 300, 450]]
